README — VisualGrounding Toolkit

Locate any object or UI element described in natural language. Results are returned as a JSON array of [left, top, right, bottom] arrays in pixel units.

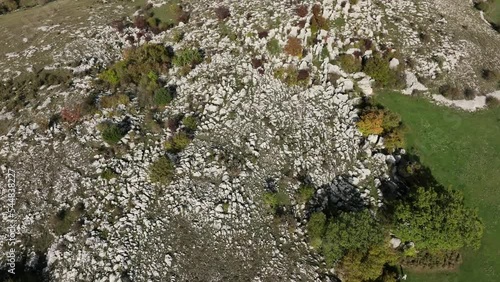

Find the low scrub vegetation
[[363, 52, 405, 89], [132, 1, 190, 34], [98, 44, 185, 109], [309, 4, 329, 45], [307, 210, 385, 266], [338, 54, 362, 73], [266, 38, 281, 56], [486, 96, 500, 108], [263, 190, 291, 215], [172, 48, 203, 75], [296, 184, 315, 204], [99, 93, 130, 108], [274, 66, 309, 87], [99, 122, 127, 145], [51, 204, 85, 236], [149, 156, 176, 184], [393, 186, 483, 251]]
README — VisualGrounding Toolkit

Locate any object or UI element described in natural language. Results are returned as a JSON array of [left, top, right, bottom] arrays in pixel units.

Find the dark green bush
[[154, 87, 174, 106], [100, 122, 126, 145], [100, 168, 118, 180], [263, 190, 291, 212], [266, 38, 281, 56], [182, 115, 198, 131], [172, 48, 203, 69], [99, 43, 173, 89], [394, 186, 483, 251], [307, 210, 384, 265]]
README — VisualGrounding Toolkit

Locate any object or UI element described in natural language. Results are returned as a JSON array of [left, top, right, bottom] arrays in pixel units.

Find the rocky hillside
[[0, 0, 496, 281]]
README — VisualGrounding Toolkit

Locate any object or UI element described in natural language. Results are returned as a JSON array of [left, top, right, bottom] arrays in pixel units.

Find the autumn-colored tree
[[384, 128, 405, 152], [284, 37, 303, 57], [357, 109, 384, 136]]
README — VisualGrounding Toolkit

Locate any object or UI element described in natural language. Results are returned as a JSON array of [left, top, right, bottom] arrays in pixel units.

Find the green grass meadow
[[478, 0, 500, 27], [375, 92, 500, 282]]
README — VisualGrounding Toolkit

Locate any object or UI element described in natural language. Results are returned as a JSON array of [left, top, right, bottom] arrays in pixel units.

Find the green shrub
[[173, 48, 203, 68], [100, 122, 125, 145], [147, 17, 159, 28], [481, 69, 499, 81], [296, 185, 315, 204], [100, 43, 173, 89], [401, 249, 462, 270], [363, 54, 405, 89], [149, 156, 175, 184], [339, 54, 362, 73], [154, 87, 174, 106], [328, 211, 383, 265], [384, 128, 405, 152], [273, 66, 309, 87], [165, 132, 191, 153], [219, 22, 238, 41], [2, 0, 18, 12], [182, 115, 198, 131], [100, 168, 118, 180], [263, 190, 290, 211], [51, 207, 83, 236], [381, 110, 401, 131], [266, 38, 281, 56], [307, 212, 327, 249], [332, 17, 346, 29], [263, 192, 279, 209], [172, 30, 185, 42]]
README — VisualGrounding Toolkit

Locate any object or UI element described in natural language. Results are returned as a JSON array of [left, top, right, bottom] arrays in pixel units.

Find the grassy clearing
[[375, 92, 500, 282], [0, 0, 140, 74], [151, 0, 181, 25], [476, 0, 500, 28]]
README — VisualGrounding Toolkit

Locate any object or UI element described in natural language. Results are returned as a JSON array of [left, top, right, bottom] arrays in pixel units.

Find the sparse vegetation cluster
[[363, 52, 405, 89], [98, 43, 202, 109], [273, 65, 310, 87], [305, 156, 483, 279], [0, 68, 73, 113], [0, 0, 53, 15], [129, 1, 190, 35]]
